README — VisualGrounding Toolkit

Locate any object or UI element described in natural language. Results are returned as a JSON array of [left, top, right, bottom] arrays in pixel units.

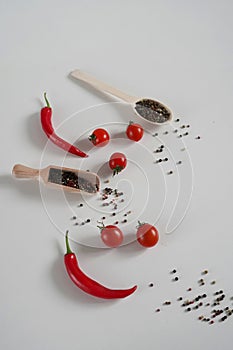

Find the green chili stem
[[65, 230, 73, 254], [44, 92, 51, 108]]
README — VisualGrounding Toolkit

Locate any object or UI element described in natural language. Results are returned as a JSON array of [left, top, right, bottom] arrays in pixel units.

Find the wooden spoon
[[70, 69, 173, 125], [12, 164, 100, 194]]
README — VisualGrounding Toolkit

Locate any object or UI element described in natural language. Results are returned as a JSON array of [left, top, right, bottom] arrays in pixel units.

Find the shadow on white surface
[[1, 174, 41, 199], [51, 240, 124, 305], [27, 112, 47, 151]]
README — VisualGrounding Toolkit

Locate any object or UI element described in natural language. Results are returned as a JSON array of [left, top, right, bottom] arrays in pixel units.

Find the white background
[[1, 0, 233, 349]]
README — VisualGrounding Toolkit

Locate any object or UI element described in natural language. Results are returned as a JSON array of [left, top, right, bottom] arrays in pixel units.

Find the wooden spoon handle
[[12, 164, 39, 179], [70, 70, 137, 103]]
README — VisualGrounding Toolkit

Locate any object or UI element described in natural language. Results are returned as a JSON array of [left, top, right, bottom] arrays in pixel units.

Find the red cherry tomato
[[98, 224, 124, 248], [89, 128, 110, 147], [109, 152, 127, 176], [136, 222, 159, 248], [126, 121, 144, 142]]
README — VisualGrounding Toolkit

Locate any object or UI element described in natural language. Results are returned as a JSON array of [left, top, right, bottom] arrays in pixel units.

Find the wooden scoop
[[70, 70, 173, 125], [12, 164, 100, 194]]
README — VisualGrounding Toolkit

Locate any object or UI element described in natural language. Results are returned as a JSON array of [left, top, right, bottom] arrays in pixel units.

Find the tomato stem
[[97, 221, 105, 231], [88, 133, 96, 142], [113, 166, 124, 176], [137, 220, 145, 228]]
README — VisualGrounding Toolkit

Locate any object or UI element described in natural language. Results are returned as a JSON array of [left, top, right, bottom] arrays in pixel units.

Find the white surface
[[1, 1, 233, 349]]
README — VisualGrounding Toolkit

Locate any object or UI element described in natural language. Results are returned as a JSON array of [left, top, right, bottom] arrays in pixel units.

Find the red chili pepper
[[41, 93, 88, 157], [64, 231, 137, 299]]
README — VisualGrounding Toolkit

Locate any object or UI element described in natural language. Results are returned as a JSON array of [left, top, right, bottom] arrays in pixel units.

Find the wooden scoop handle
[[12, 164, 39, 179], [70, 70, 137, 103]]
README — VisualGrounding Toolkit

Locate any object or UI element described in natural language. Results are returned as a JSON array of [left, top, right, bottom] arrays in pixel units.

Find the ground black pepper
[[135, 99, 171, 123], [48, 168, 99, 193]]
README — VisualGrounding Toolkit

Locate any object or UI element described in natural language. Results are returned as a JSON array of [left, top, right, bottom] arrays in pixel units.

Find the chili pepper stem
[[43, 92, 50, 108], [65, 230, 73, 254]]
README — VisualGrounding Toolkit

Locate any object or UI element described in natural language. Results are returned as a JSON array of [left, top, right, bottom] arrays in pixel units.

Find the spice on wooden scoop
[[12, 164, 100, 194], [70, 70, 172, 125]]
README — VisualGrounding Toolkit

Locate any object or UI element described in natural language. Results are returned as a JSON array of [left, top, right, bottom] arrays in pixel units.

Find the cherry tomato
[[89, 128, 110, 147], [136, 221, 159, 248], [126, 121, 144, 142], [98, 224, 124, 248], [109, 152, 127, 176]]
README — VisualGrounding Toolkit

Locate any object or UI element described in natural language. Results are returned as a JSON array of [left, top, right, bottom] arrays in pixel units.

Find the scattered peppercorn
[[202, 270, 208, 275], [186, 307, 191, 312], [114, 221, 119, 224], [122, 219, 127, 223], [187, 288, 192, 292], [174, 277, 179, 281], [79, 203, 83, 207], [163, 158, 168, 161], [175, 119, 180, 122], [155, 308, 160, 312], [86, 219, 90, 223], [102, 217, 106, 220], [149, 283, 154, 287], [171, 269, 177, 274], [164, 131, 169, 135], [168, 171, 173, 175], [177, 160, 182, 165], [211, 281, 216, 285], [71, 216, 77, 220], [177, 297, 183, 301], [196, 136, 201, 139]]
